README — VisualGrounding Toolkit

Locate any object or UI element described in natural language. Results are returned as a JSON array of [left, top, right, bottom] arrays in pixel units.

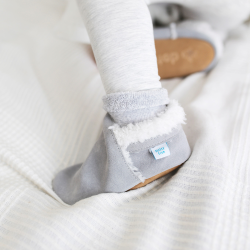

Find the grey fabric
[[104, 89, 169, 125], [53, 114, 140, 205], [53, 90, 191, 204], [109, 105, 166, 125], [128, 125, 191, 179], [103, 88, 169, 112], [154, 26, 220, 72]]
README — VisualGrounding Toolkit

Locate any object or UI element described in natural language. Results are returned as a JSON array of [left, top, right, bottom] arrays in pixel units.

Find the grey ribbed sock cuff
[[102, 88, 169, 125]]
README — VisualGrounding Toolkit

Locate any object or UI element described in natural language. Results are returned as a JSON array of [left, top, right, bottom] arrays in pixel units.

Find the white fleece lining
[[109, 100, 186, 183]]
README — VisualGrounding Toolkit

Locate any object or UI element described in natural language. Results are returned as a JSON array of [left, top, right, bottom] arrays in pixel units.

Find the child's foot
[[53, 89, 191, 204]]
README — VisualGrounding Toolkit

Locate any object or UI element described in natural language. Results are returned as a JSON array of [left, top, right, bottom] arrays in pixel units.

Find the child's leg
[[52, 0, 191, 204], [77, 0, 161, 94]]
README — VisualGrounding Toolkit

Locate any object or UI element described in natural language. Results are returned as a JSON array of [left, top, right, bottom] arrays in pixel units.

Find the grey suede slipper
[[53, 88, 191, 204]]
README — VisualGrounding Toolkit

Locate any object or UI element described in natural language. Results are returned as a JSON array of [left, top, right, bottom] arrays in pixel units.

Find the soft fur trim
[[109, 100, 186, 183], [109, 100, 186, 148]]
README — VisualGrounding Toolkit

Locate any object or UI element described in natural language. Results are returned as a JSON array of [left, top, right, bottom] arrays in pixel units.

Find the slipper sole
[[155, 38, 215, 79], [129, 164, 181, 190]]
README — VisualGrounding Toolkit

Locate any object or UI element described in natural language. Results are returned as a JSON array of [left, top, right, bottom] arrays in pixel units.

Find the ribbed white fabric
[[1, 1, 250, 250]]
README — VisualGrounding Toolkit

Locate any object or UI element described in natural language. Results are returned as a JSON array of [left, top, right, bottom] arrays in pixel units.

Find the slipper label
[[150, 143, 170, 160]]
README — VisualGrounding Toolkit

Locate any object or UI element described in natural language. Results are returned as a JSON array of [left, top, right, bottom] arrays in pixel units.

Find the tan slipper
[[154, 22, 223, 79]]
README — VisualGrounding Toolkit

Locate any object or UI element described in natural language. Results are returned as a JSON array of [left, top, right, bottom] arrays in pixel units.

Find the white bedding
[[1, 0, 250, 249]]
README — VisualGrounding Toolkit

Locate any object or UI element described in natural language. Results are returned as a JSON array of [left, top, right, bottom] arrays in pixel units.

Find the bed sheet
[[0, 0, 250, 249]]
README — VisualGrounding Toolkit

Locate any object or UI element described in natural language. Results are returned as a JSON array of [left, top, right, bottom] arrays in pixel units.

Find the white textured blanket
[[1, 0, 250, 249]]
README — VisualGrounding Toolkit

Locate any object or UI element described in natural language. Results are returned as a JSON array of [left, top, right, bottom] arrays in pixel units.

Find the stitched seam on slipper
[[110, 130, 143, 182]]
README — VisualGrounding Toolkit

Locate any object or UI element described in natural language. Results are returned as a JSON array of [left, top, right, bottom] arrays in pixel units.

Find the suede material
[[53, 90, 190, 204], [128, 127, 191, 179], [53, 115, 191, 204], [53, 114, 140, 205]]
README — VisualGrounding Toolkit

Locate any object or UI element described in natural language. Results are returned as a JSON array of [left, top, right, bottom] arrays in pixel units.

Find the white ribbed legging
[[77, 0, 250, 94], [78, 0, 160, 94]]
